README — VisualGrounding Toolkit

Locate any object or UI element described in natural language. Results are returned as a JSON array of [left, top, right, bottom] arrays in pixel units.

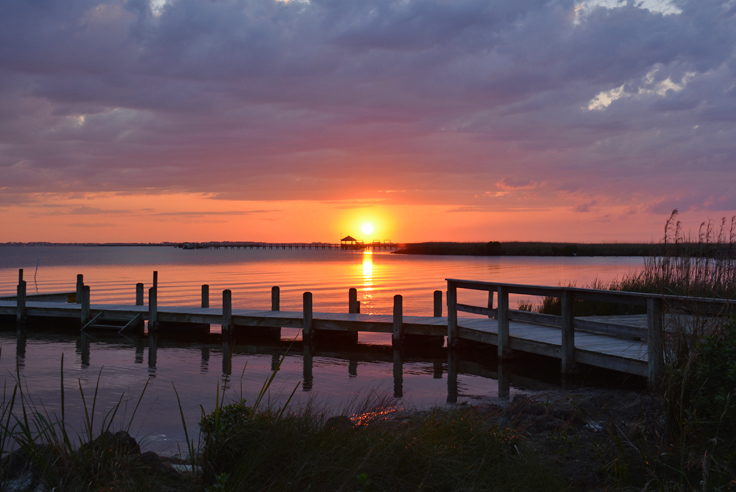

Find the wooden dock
[[3, 270, 735, 389]]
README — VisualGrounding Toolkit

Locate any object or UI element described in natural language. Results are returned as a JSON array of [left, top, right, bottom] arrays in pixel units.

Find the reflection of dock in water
[[4, 269, 733, 391], [8, 327, 569, 404]]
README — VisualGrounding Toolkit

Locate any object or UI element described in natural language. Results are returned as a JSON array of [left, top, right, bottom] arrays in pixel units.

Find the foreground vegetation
[[2, 328, 734, 491]]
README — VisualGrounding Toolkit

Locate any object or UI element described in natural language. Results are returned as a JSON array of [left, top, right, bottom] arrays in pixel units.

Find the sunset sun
[[361, 222, 376, 237]]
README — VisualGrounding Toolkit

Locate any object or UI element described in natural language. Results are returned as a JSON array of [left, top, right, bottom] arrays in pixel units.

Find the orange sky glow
[[2, 1, 735, 243], [0, 191, 721, 243]]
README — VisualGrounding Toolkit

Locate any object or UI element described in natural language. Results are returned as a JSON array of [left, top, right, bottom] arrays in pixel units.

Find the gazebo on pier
[[340, 235, 364, 250]]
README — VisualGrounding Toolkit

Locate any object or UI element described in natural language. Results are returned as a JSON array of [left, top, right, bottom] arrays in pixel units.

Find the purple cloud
[[0, 0, 734, 214]]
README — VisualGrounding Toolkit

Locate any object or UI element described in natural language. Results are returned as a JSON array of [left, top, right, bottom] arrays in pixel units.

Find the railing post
[[135, 283, 144, 306], [271, 286, 280, 311], [222, 289, 232, 336], [201, 285, 210, 308], [348, 288, 358, 314], [647, 297, 664, 387], [16, 279, 27, 324], [303, 292, 313, 342], [447, 284, 458, 348], [497, 286, 510, 358], [560, 290, 576, 374], [433, 290, 442, 317], [80, 285, 90, 326], [487, 290, 494, 318], [393, 295, 403, 347], [75, 273, 84, 304], [148, 287, 158, 332]]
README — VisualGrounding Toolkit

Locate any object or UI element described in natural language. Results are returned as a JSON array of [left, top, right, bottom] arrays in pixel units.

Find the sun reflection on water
[[350, 405, 402, 427], [361, 250, 375, 313]]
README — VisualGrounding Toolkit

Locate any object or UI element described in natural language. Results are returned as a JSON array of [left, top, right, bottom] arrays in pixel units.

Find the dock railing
[[446, 278, 736, 385]]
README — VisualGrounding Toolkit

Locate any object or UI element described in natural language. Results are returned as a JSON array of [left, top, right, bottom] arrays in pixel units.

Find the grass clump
[[617, 211, 736, 299], [198, 403, 567, 491], [0, 357, 198, 491]]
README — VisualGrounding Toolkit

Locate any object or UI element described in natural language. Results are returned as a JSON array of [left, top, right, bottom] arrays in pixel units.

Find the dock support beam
[[148, 287, 158, 332], [16, 278, 27, 325], [349, 288, 359, 314], [80, 286, 91, 326], [222, 289, 232, 336], [433, 290, 442, 317], [271, 286, 280, 311], [647, 298, 664, 387], [392, 295, 403, 347], [75, 274, 83, 304], [201, 285, 209, 308], [135, 283, 144, 306], [302, 292, 313, 342], [447, 286, 458, 348], [497, 287, 510, 358], [560, 291, 576, 374]]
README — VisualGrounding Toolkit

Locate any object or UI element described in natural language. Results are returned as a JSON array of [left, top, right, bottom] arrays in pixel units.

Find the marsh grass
[[0, 355, 193, 491], [198, 403, 567, 492]]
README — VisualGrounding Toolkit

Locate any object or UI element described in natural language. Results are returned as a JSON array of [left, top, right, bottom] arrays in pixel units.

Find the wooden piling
[[560, 290, 576, 374], [222, 339, 232, 376], [447, 348, 458, 403], [80, 285, 91, 326], [497, 287, 510, 358], [271, 286, 280, 311], [80, 332, 90, 368], [392, 348, 403, 398], [447, 286, 458, 348], [302, 340, 313, 391], [433, 290, 442, 317], [349, 288, 358, 314], [148, 287, 158, 332], [392, 295, 403, 347], [16, 279, 27, 324], [222, 289, 232, 336], [201, 285, 210, 308], [18, 268, 24, 284], [647, 297, 664, 387], [303, 292, 313, 341], [76, 274, 84, 304], [135, 283, 144, 306], [148, 333, 158, 370], [152, 271, 158, 289], [498, 360, 510, 399]]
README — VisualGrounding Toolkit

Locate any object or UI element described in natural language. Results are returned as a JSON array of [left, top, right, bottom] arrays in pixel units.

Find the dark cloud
[[0, 0, 734, 212]]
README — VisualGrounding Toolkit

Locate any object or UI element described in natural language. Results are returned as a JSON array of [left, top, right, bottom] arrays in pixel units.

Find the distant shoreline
[[2, 241, 730, 258], [393, 241, 727, 257]]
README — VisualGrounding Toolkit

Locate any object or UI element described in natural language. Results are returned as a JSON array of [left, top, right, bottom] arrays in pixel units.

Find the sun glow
[[361, 222, 376, 237]]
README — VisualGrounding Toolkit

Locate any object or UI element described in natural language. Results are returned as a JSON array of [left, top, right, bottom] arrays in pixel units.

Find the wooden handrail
[[446, 278, 736, 310], [446, 277, 736, 387]]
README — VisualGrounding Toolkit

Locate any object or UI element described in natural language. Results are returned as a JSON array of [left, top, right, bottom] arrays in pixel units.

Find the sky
[[1, 0, 735, 243]]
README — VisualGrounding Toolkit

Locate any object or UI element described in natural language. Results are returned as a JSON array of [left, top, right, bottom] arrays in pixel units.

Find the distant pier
[[176, 241, 400, 251]]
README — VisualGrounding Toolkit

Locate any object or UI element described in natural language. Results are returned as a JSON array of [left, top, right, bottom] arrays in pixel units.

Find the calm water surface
[[0, 246, 644, 454]]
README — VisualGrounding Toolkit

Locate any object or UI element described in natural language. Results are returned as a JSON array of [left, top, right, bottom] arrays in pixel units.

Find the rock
[[80, 430, 141, 456], [324, 416, 354, 432]]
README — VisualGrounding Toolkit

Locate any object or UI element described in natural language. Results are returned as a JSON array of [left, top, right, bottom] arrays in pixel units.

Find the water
[[0, 245, 643, 454]]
